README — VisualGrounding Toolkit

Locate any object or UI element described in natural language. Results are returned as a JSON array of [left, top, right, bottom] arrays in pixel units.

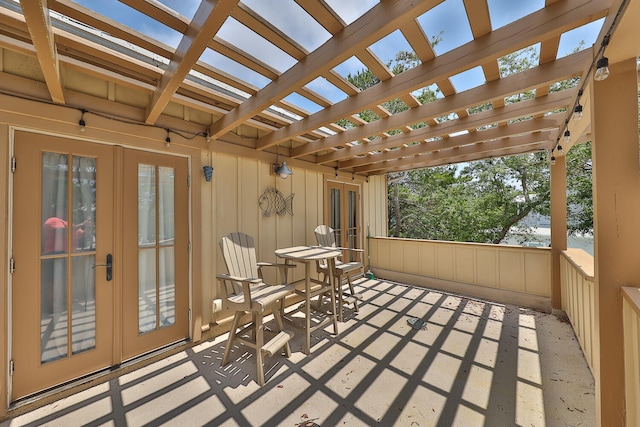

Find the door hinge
[[187, 175, 191, 187], [9, 257, 15, 274], [188, 309, 192, 321], [11, 157, 16, 173], [9, 360, 14, 376]]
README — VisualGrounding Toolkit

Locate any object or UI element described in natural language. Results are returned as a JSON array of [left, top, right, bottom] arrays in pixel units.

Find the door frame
[[323, 176, 363, 251], [6, 127, 196, 402]]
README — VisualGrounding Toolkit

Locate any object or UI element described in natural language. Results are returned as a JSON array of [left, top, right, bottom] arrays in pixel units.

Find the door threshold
[[8, 339, 190, 417]]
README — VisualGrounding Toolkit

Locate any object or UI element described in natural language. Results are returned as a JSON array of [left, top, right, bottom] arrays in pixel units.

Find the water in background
[[503, 227, 594, 255]]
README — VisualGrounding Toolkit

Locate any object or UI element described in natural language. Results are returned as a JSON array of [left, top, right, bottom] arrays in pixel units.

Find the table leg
[[328, 258, 339, 334], [304, 261, 311, 355]]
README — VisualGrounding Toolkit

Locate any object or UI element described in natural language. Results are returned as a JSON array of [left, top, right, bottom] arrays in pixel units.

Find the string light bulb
[[550, 149, 556, 166], [205, 128, 211, 143], [79, 109, 87, 132], [557, 144, 564, 154], [165, 129, 171, 147], [594, 56, 610, 81], [573, 104, 583, 121], [563, 129, 571, 143]]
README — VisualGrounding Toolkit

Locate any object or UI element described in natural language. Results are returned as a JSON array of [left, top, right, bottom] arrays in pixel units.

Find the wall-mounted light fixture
[[274, 161, 293, 179]]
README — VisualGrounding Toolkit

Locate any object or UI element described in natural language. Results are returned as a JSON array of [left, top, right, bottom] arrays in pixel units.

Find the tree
[[344, 40, 591, 244], [566, 141, 593, 236]]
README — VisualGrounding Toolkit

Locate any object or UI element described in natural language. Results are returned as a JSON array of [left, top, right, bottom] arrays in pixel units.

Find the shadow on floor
[[2, 278, 594, 426]]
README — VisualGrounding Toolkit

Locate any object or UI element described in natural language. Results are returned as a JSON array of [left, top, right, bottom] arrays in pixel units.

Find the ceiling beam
[[297, 49, 589, 160], [356, 134, 551, 174], [322, 89, 575, 164], [255, 0, 607, 151], [339, 117, 561, 168], [20, 0, 65, 104], [208, 0, 445, 140], [145, 0, 238, 124]]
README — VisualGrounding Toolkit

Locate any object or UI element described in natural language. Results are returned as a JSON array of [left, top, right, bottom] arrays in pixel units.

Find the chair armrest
[[257, 262, 296, 269], [216, 273, 262, 284], [336, 247, 364, 253], [256, 262, 297, 285]]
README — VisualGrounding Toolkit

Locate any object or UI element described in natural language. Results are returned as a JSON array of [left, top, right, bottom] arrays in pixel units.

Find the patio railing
[[560, 249, 596, 373], [368, 237, 551, 310], [622, 286, 640, 427]]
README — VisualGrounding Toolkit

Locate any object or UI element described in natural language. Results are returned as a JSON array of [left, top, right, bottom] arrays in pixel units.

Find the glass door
[[121, 149, 189, 360], [326, 181, 361, 260], [11, 132, 115, 400]]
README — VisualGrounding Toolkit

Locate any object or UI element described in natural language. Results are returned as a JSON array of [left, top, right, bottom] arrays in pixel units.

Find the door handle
[[106, 253, 112, 281], [93, 253, 113, 281]]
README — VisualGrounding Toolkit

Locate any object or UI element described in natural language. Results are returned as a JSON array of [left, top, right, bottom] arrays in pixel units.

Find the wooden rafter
[[20, 0, 65, 104]]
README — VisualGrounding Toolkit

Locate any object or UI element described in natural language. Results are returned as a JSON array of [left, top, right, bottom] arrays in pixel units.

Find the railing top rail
[[561, 248, 594, 280], [622, 287, 640, 317], [369, 236, 552, 251]]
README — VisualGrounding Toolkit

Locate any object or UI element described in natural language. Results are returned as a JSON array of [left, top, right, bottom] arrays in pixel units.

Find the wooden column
[[550, 154, 567, 310], [591, 57, 640, 426]]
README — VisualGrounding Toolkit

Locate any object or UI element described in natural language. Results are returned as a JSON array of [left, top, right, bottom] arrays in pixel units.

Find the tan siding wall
[[204, 153, 386, 324]]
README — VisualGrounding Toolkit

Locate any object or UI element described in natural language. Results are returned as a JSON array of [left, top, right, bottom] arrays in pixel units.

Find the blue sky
[[70, 0, 604, 115]]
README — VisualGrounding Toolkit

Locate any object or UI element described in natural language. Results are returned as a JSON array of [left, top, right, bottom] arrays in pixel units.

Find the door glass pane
[[138, 165, 156, 246], [71, 157, 96, 252], [41, 153, 98, 363], [137, 164, 177, 334], [42, 153, 69, 255], [347, 189, 357, 260], [138, 248, 157, 333], [330, 188, 341, 245], [159, 246, 175, 328], [158, 167, 175, 245], [41, 258, 68, 363], [71, 255, 96, 354]]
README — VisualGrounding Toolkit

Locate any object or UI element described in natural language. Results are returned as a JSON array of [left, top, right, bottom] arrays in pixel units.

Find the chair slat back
[[314, 225, 337, 270], [314, 225, 336, 248], [220, 232, 260, 295]]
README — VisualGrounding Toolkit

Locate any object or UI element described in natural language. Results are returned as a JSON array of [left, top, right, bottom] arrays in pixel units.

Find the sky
[[68, 0, 604, 115]]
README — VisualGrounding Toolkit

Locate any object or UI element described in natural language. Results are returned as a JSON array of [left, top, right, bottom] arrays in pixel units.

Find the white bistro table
[[275, 245, 340, 355]]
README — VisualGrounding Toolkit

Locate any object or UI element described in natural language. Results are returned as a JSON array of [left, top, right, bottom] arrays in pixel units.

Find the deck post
[[591, 57, 640, 427]]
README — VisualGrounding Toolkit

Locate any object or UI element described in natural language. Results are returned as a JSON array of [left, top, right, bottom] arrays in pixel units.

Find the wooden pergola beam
[[145, 0, 238, 124], [339, 117, 561, 168], [20, 0, 65, 104], [255, 0, 608, 151], [208, 0, 444, 140], [297, 49, 588, 160]]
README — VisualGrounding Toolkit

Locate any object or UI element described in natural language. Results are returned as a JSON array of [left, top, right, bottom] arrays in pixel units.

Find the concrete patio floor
[[1, 278, 594, 426]]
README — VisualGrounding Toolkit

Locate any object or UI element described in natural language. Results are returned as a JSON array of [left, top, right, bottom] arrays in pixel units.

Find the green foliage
[[344, 37, 595, 243], [566, 141, 593, 236]]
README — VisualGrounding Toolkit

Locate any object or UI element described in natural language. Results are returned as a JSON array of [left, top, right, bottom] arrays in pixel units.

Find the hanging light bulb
[[550, 155, 556, 166], [165, 129, 171, 147], [563, 129, 571, 143], [594, 56, 609, 81], [573, 104, 583, 121], [557, 144, 564, 154], [78, 109, 87, 132]]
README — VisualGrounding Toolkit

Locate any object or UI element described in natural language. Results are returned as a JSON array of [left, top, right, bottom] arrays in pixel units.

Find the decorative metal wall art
[[258, 187, 294, 217]]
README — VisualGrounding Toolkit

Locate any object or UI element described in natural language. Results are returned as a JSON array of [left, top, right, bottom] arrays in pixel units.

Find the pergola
[[1, 1, 640, 426], [1, 0, 635, 175]]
